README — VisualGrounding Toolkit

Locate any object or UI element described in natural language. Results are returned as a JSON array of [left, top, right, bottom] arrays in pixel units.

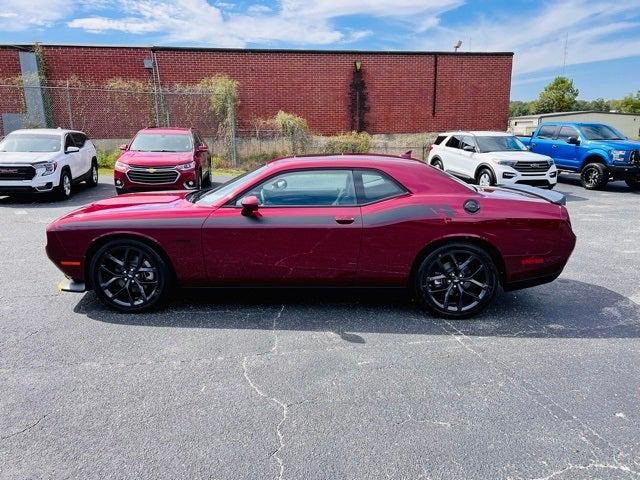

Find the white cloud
[[281, 0, 462, 19], [0, 0, 71, 31]]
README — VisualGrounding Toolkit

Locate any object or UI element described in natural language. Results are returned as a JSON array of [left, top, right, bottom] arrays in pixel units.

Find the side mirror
[[463, 145, 475, 152], [196, 144, 208, 153], [240, 195, 260, 215], [119, 143, 129, 151], [567, 136, 580, 145], [65, 146, 80, 154]]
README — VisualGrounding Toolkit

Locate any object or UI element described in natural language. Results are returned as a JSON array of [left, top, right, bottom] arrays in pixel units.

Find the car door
[[71, 133, 92, 176], [63, 134, 82, 178], [458, 135, 478, 179], [553, 125, 581, 170], [201, 168, 362, 285], [443, 135, 465, 177], [529, 125, 558, 159]]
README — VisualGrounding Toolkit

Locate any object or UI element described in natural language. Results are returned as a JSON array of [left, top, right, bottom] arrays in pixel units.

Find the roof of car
[[138, 127, 191, 134], [9, 128, 82, 136], [440, 131, 512, 137]]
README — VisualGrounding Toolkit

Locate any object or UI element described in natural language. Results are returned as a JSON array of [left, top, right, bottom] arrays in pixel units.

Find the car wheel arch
[[474, 163, 497, 180], [84, 233, 177, 289], [408, 235, 506, 288], [430, 156, 443, 166], [580, 153, 607, 171]]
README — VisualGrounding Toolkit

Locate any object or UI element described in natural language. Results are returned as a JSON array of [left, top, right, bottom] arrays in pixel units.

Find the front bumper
[[114, 166, 199, 192], [496, 165, 558, 188], [608, 163, 640, 177], [0, 170, 58, 195]]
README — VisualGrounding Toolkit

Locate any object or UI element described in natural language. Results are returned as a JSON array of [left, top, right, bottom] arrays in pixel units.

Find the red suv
[[114, 127, 211, 194]]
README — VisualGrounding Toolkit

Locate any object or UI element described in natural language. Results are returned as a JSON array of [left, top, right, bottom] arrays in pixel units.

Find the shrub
[[97, 149, 121, 169], [323, 131, 371, 154], [273, 111, 310, 155], [199, 75, 239, 166]]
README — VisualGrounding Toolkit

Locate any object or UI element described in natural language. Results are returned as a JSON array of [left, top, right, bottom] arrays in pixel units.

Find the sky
[[0, 0, 638, 100]]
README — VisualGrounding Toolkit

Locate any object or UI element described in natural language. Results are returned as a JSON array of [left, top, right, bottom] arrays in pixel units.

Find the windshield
[[0, 133, 61, 153], [191, 165, 269, 206], [475, 135, 527, 153], [580, 125, 625, 140], [129, 133, 193, 152]]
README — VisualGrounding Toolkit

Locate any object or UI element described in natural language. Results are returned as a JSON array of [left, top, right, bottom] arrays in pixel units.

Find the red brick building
[[0, 44, 513, 138]]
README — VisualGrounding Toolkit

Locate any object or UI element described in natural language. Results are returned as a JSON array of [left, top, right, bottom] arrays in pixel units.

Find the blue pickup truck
[[518, 122, 640, 190]]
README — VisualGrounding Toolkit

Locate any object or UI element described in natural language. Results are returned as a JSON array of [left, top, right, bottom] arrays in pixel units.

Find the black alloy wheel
[[90, 239, 170, 312], [580, 163, 608, 190], [415, 243, 498, 319]]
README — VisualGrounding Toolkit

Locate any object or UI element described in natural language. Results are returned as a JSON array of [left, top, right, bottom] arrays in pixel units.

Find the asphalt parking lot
[[1, 173, 639, 480]]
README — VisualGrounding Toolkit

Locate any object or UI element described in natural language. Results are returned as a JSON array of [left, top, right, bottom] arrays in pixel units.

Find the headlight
[[547, 158, 554, 166], [114, 160, 129, 172], [497, 159, 517, 166], [610, 150, 627, 162], [176, 161, 196, 171], [33, 161, 57, 176]]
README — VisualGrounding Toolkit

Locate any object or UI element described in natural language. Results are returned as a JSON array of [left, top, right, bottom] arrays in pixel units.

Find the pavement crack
[[1, 413, 49, 441], [529, 461, 640, 480]]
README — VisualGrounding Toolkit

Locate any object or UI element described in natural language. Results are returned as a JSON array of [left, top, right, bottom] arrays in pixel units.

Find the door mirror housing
[[196, 144, 208, 153], [65, 146, 80, 154], [567, 136, 580, 145], [119, 143, 129, 151], [240, 195, 260, 215], [463, 145, 475, 152]]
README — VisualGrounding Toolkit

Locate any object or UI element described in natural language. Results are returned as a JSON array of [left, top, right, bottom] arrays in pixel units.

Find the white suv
[[0, 128, 98, 199], [427, 131, 558, 189]]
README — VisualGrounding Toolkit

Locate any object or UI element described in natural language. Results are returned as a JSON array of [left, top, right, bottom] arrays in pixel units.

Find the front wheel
[[55, 169, 72, 200], [90, 239, 170, 312], [414, 243, 499, 319], [580, 163, 608, 190], [476, 167, 495, 187], [625, 177, 640, 190]]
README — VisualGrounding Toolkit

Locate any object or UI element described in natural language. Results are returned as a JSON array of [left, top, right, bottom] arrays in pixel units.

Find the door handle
[[552, 144, 558, 148], [335, 216, 355, 225]]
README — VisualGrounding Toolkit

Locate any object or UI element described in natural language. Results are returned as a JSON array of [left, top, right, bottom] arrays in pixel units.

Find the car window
[[433, 135, 447, 145], [357, 170, 406, 203], [193, 165, 268, 206], [475, 135, 527, 152], [130, 133, 193, 152], [239, 169, 356, 207], [460, 136, 475, 152], [580, 124, 625, 140], [71, 133, 86, 148], [537, 125, 556, 139], [0, 133, 61, 153], [446, 135, 462, 149], [556, 126, 579, 141], [64, 134, 76, 150]]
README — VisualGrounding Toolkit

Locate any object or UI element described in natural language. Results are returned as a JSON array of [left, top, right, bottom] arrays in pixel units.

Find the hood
[[587, 139, 640, 151], [119, 151, 193, 167], [482, 151, 552, 162], [0, 151, 58, 164]]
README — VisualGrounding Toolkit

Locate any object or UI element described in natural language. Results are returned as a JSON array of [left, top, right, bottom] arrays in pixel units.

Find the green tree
[[273, 111, 310, 155], [535, 76, 579, 113], [509, 100, 532, 117], [618, 91, 640, 113], [200, 75, 239, 166]]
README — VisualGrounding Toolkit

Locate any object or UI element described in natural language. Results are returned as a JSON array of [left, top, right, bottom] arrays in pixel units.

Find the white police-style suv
[[0, 128, 98, 199], [427, 131, 558, 189]]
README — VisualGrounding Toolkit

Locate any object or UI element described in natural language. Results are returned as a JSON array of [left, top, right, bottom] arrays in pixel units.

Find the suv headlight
[[176, 161, 195, 171], [114, 160, 129, 172], [33, 161, 57, 176], [610, 150, 627, 162], [497, 159, 517, 166]]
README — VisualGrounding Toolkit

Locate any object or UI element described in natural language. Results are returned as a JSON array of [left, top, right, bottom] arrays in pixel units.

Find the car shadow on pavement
[[0, 181, 116, 207], [558, 174, 639, 195], [74, 278, 640, 340]]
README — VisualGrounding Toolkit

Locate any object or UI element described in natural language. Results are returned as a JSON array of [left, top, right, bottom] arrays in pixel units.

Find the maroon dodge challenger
[[46, 155, 576, 318]]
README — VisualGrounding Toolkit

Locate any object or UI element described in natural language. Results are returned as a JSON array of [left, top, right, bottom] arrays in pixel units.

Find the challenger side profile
[[46, 155, 576, 318]]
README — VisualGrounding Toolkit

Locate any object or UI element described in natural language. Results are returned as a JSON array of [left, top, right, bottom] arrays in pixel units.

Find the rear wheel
[[90, 239, 170, 312], [87, 160, 98, 187], [476, 167, 495, 187], [414, 243, 498, 319], [580, 163, 608, 190], [431, 158, 444, 170]]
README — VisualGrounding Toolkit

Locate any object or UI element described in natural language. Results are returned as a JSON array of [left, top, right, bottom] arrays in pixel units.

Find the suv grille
[[127, 166, 178, 185], [0, 165, 36, 181], [513, 161, 550, 173]]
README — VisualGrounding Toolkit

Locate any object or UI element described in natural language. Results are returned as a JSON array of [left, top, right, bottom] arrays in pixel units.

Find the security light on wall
[[454, 40, 462, 52], [355, 61, 362, 71]]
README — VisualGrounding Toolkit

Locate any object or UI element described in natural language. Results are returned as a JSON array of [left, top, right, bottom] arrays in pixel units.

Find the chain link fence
[[0, 83, 436, 168]]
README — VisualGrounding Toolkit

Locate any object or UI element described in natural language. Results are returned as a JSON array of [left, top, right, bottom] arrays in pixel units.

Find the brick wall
[[0, 48, 23, 120], [0, 45, 513, 138]]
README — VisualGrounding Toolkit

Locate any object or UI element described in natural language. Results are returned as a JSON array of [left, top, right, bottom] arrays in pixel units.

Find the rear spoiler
[[497, 184, 566, 206]]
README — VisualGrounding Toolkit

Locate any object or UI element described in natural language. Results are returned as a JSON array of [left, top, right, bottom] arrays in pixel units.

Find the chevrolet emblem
[[147, 168, 156, 173]]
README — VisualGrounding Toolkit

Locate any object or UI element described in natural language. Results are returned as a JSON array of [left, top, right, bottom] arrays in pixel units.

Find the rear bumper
[[58, 279, 87, 293]]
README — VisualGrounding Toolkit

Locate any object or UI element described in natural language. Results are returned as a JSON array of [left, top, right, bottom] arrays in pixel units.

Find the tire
[[476, 167, 495, 187], [413, 243, 499, 319], [580, 163, 608, 190], [625, 177, 640, 190], [431, 158, 444, 170], [86, 160, 99, 187], [55, 169, 72, 200], [89, 239, 170, 312]]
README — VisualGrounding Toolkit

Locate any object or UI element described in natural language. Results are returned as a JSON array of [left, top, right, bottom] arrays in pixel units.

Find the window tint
[[130, 133, 193, 152], [537, 125, 556, 139], [556, 126, 579, 141], [358, 170, 406, 203], [580, 124, 625, 140], [460, 136, 475, 152], [64, 134, 76, 149], [240, 170, 356, 206], [71, 133, 86, 147], [433, 135, 447, 145], [446, 135, 462, 149], [0, 134, 60, 153]]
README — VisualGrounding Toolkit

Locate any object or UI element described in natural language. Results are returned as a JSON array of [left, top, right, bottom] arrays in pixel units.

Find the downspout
[[151, 49, 169, 126]]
